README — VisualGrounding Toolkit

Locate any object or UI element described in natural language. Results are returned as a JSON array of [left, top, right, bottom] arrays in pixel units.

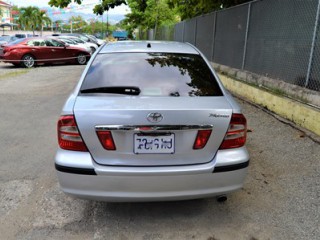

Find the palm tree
[[18, 6, 40, 35], [36, 10, 52, 36], [18, 7, 51, 36]]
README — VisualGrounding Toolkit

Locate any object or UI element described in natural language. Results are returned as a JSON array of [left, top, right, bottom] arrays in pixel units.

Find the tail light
[[219, 113, 247, 149], [193, 130, 212, 150], [57, 115, 88, 151], [96, 131, 116, 150]]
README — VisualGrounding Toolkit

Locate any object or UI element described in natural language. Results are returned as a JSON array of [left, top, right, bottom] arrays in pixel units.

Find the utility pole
[[101, 12, 104, 37], [106, 10, 109, 37], [100, 0, 104, 38]]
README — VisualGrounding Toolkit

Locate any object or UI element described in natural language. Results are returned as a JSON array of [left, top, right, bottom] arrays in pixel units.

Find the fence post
[[194, 17, 198, 46], [182, 21, 185, 42], [242, 3, 252, 70], [211, 12, 217, 62], [306, 0, 320, 87]]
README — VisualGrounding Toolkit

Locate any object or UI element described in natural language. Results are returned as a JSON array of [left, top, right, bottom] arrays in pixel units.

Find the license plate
[[134, 134, 175, 154]]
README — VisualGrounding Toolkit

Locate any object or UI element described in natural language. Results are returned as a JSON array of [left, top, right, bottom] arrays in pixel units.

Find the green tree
[[82, 20, 116, 37], [70, 15, 87, 32], [143, 0, 177, 36], [123, 0, 178, 39], [18, 6, 40, 35], [36, 10, 52, 36], [61, 16, 87, 33], [18, 7, 52, 35], [49, 0, 127, 15], [167, 0, 251, 20]]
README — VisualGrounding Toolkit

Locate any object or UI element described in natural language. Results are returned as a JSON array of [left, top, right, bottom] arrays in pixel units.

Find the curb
[[218, 74, 320, 136]]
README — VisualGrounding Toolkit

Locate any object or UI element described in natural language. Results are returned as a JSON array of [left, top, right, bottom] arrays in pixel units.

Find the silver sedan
[[55, 41, 249, 202]]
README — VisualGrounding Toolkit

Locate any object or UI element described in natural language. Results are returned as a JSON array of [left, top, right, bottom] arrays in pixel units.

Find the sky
[[6, 0, 130, 16]]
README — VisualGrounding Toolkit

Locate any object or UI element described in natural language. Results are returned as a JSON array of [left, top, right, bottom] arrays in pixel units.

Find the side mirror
[[64, 43, 70, 48]]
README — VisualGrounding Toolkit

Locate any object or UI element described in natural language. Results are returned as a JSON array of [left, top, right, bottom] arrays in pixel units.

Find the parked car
[[0, 35, 18, 45], [55, 41, 249, 202], [0, 35, 18, 58], [86, 34, 105, 46], [2, 37, 91, 68], [57, 35, 98, 54], [52, 37, 92, 54], [15, 33, 38, 39], [53, 33, 99, 46]]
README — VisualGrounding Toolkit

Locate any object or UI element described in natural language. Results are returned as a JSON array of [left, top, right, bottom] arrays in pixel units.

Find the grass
[[0, 69, 30, 80]]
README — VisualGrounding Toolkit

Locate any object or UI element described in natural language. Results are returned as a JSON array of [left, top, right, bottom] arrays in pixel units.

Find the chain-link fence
[[172, 0, 320, 92], [139, 25, 174, 41], [155, 25, 175, 41]]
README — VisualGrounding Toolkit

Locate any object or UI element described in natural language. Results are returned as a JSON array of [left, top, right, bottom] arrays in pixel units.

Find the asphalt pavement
[[0, 62, 319, 240]]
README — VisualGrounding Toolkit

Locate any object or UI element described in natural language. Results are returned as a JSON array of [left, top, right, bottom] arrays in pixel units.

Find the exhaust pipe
[[216, 195, 227, 203]]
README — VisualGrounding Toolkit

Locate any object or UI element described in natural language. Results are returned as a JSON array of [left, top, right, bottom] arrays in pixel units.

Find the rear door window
[[81, 53, 223, 97]]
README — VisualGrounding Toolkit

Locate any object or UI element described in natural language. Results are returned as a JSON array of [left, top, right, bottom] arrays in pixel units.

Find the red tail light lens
[[193, 130, 212, 150], [57, 115, 88, 151], [96, 131, 116, 150], [219, 113, 247, 149]]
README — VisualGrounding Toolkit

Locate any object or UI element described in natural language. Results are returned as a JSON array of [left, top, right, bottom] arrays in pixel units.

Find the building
[[0, 0, 12, 24]]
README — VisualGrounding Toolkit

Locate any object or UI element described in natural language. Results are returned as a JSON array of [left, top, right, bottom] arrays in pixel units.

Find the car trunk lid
[[74, 96, 232, 166]]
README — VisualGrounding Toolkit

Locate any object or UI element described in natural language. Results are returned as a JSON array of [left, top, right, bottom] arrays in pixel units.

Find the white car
[[65, 36, 98, 54], [56, 37, 92, 54], [88, 35, 105, 46], [55, 41, 249, 202]]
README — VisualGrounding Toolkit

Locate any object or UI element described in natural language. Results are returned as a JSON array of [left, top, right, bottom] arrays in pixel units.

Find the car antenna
[[147, 43, 151, 48]]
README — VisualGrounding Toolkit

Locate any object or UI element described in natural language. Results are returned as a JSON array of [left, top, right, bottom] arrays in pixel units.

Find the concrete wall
[[213, 63, 320, 136]]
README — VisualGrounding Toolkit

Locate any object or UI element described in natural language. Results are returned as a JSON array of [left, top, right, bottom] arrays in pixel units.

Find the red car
[[1, 37, 91, 68]]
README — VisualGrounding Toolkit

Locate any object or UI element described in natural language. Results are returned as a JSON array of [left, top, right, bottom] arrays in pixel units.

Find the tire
[[21, 54, 36, 68], [77, 53, 87, 65]]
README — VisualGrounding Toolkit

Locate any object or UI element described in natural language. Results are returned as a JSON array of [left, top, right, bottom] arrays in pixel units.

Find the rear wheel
[[21, 54, 35, 68], [77, 53, 87, 65]]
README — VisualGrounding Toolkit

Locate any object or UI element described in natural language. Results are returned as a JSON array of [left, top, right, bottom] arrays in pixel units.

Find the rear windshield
[[81, 53, 223, 97]]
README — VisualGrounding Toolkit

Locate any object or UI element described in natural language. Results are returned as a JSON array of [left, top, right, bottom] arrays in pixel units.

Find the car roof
[[99, 41, 199, 54]]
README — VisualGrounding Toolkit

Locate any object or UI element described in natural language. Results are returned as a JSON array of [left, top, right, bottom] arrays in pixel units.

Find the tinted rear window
[[81, 53, 223, 97]]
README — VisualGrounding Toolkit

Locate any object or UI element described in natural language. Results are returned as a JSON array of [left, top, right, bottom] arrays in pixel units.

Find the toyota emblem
[[147, 113, 163, 123]]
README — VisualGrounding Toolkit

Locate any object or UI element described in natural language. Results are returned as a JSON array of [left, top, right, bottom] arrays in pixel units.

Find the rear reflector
[[96, 131, 116, 150], [219, 113, 247, 149], [193, 130, 212, 150], [57, 115, 88, 151]]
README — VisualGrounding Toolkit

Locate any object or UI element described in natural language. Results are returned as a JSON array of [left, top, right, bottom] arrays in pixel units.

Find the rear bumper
[[56, 166, 248, 202], [55, 147, 249, 202]]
